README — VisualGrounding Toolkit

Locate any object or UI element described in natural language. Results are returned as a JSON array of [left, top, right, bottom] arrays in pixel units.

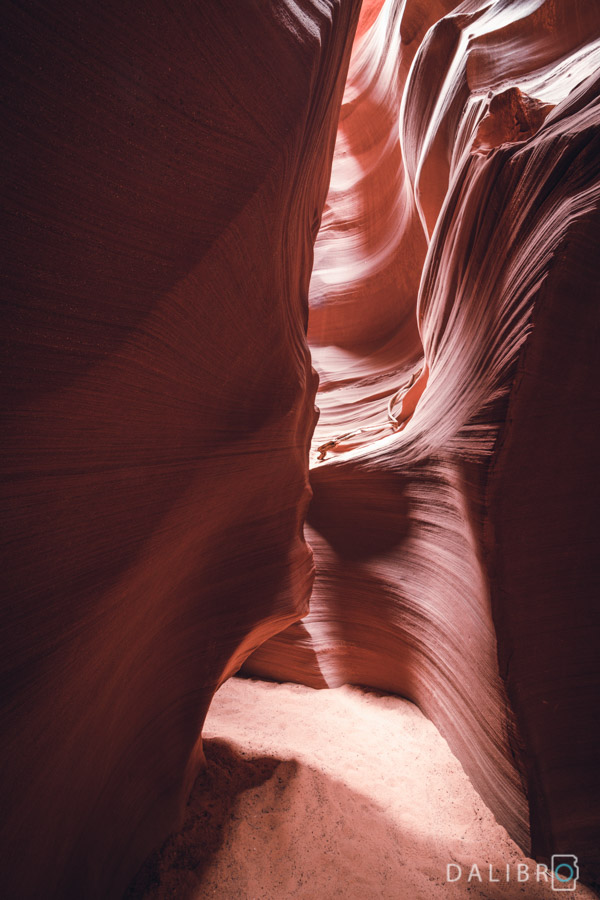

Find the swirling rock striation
[[0, 2, 360, 897], [245, 0, 600, 885], [3, 0, 600, 892]]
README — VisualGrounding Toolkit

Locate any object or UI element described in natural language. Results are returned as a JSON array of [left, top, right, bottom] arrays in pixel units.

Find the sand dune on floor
[[128, 678, 598, 899]]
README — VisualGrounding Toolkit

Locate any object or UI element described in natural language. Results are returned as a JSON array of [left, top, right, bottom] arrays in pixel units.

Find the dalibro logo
[[446, 856, 580, 892], [552, 855, 579, 892]]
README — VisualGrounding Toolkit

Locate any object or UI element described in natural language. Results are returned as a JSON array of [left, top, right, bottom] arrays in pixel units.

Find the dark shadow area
[[124, 740, 287, 899], [308, 461, 409, 560]]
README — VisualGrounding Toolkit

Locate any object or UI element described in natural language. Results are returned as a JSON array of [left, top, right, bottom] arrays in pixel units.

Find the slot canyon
[[1, 1, 599, 897]]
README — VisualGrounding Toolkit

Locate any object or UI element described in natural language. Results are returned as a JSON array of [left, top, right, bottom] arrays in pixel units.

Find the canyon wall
[[0, 2, 360, 897], [245, 0, 600, 885], [3, 0, 599, 893]]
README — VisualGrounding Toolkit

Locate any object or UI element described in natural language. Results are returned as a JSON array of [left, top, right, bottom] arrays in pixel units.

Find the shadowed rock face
[[0, 2, 360, 897], [245, 0, 600, 885], [3, 0, 600, 894]]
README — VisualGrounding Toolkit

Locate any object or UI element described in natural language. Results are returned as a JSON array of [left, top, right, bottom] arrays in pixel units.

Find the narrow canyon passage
[[245, 0, 600, 889], [2, 1, 600, 898]]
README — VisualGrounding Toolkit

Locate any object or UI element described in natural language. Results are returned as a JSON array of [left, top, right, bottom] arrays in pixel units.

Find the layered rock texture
[[2, 0, 600, 896], [244, 0, 600, 887], [1, 2, 360, 897]]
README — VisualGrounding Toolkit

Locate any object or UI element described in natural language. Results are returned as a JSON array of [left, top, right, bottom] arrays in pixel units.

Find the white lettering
[[447, 864, 462, 882], [468, 864, 483, 882], [445, 860, 556, 885], [518, 863, 530, 882]]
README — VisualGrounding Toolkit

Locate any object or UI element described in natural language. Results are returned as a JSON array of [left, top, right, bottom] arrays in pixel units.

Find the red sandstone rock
[[3, 0, 600, 893], [471, 86, 554, 154], [0, 2, 360, 897], [246, 0, 600, 886]]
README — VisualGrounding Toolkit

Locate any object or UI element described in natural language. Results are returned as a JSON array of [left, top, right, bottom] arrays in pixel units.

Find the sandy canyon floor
[[131, 677, 598, 899]]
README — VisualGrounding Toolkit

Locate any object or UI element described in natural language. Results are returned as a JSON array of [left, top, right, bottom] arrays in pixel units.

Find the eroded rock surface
[[0, 2, 360, 897], [245, 0, 600, 885], [3, 0, 600, 893]]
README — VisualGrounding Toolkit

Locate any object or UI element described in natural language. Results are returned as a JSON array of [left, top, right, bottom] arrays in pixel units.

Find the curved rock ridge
[[245, 0, 600, 883], [0, 2, 360, 897]]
